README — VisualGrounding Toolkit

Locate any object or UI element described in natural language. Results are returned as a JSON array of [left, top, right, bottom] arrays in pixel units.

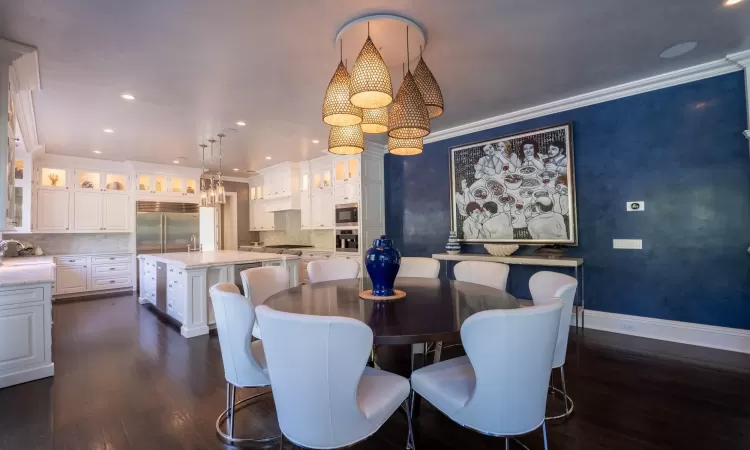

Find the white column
[[726, 50, 750, 157]]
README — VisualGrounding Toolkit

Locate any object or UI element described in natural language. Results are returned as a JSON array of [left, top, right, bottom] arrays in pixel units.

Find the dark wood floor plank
[[1, 293, 749, 450]]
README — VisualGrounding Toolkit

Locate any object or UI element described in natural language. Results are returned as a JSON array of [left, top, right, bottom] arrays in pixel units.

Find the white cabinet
[[300, 193, 312, 229], [334, 183, 360, 203], [35, 189, 70, 232], [103, 194, 130, 230], [55, 253, 134, 296], [249, 200, 286, 231], [0, 304, 45, 373], [73, 191, 103, 231], [263, 166, 293, 199], [136, 173, 168, 194], [310, 190, 334, 229], [72, 191, 131, 232], [55, 265, 87, 294], [334, 156, 360, 186]]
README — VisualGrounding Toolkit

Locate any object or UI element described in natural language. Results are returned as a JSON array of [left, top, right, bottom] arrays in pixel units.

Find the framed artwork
[[449, 123, 577, 245]]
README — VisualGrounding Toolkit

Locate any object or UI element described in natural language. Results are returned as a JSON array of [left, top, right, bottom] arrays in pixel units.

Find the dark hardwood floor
[[1, 294, 748, 449]]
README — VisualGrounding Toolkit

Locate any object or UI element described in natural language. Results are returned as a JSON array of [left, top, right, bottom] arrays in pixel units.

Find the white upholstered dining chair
[[432, 260, 511, 363], [307, 259, 359, 283], [410, 300, 563, 450], [529, 271, 578, 420], [256, 305, 414, 449], [397, 257, 440, 278], [208, 283, 280, 446], [240, 266, 289, 340]]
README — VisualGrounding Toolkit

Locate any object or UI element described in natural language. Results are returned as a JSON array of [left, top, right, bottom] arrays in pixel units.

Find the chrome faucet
[[187, 235, 200, 252]]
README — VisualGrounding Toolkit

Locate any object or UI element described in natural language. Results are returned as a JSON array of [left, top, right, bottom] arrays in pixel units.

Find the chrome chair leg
[[505, 437, 510, 450], [546, 366, 574, 421], [405, 390, 416, 450], [216, 382, 282, 445], [542, 421, 549, 450]]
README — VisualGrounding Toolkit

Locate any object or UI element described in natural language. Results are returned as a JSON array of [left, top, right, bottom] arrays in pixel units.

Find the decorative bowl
[[484, 244, 519, 257]]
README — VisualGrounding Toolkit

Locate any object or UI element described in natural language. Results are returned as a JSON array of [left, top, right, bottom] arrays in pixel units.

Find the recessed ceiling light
[[121, 93, 135, 100], [93, 150, 102, 154], [725, 0, 743, 5], [232, 168, 239, 171], [173, 160, 180, 164], [236, 121, 246, 126], [312, 139, 320, 144], [659, 42, 698, 59], [103, 128, 114, 133], [265, 156, 272, 160]]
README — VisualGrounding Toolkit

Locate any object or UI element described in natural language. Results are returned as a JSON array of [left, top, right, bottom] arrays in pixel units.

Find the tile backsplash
[[7, 233, 132, 255]]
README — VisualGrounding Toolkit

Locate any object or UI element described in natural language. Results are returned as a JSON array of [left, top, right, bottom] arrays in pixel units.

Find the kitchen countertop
[[0, 262, 55, 287], [2, 256, 55, 266], [139, 250, 300, 269]]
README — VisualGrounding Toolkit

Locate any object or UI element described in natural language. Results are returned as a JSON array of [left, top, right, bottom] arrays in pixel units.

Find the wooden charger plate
[[359, 289, 407, 301]]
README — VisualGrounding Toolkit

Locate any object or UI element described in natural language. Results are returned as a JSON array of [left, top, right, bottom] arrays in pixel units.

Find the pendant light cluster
[[199, 133, 228, 207], [322, 21, 443, 156]]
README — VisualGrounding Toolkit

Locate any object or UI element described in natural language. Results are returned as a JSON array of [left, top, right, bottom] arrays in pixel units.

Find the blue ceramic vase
[[364, 235, 401, 297]]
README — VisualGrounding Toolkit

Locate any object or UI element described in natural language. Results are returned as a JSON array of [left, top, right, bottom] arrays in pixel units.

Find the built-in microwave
[[335, 203, 358, 227]]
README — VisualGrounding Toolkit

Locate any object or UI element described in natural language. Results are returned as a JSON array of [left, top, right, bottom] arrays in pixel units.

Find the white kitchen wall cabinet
[[333, 156, 360, 186], [310, 190, 334, 229], [334, 183, 360, 203], [72, 191, 131, 232], [299, 163, 312, 229], [35, 189, 70, 232], [260, 162, 300, 210], [249, 200, 286, 231], [102, 194, 130, 230], [73, 191, 103, 231]]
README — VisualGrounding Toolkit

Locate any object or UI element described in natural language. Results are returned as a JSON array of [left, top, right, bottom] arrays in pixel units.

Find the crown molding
[[365, 141, 387, 156], [220, 176, 251, 183], [425, 56, 744, 144]]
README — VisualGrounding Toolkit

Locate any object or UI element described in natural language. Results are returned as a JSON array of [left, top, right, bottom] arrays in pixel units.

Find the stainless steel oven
[[335, 202, 359, 227]]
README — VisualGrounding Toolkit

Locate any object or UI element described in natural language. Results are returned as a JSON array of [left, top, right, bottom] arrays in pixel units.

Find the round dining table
[[264, 277, 520, 346]]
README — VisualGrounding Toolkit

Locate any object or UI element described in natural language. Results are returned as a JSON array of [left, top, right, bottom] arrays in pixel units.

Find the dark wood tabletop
[[264, 277, 519, 345]]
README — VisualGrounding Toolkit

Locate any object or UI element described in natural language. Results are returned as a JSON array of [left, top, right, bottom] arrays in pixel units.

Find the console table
[[431, 253, 585, 330]]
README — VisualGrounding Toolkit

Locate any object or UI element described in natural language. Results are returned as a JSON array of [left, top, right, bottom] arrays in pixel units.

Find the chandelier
[[323, 15, 443, 156], [199, 134, 228, 207]]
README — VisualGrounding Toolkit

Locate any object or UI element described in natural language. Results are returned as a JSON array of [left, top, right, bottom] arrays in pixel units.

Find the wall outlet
[[613, 239, 642, 249], [627, 201, 645, 212]]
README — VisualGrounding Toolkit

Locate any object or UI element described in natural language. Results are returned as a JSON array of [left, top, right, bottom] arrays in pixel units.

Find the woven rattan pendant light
[[360, 106, 388, 133], [413, 47, 444, 119], [388, 136, 423, 156], [328, 124, 364, 155], [388, 29, 430, 139], [323, 40, 363, 126], [349, 24, 393, 109]]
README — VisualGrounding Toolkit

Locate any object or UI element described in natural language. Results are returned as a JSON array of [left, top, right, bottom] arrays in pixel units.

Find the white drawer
[[90, 276, 132, 290], [92, 255, 131, 264], [301, 252, 332, 258], [56, 256, 87, 266], [0, 287, 45, 307], [91, 263, 131, 278]]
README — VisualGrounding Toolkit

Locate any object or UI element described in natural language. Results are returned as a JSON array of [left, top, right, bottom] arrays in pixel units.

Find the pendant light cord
[[406, 26, 410, 73]]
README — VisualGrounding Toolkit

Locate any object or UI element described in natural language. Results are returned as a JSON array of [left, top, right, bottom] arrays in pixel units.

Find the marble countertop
[[0, 262, 55, 287], [2, 256, 55, 266], [139, 250, 300, 269]]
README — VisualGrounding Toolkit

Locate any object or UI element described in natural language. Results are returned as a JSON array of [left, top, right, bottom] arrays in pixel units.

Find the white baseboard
[[181, 324, 210, 338], [576, 310, 750, 355], [0, 363, 54, 389]]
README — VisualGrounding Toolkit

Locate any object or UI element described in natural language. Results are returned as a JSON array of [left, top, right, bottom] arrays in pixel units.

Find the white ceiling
[[3, 0, 750, 172]]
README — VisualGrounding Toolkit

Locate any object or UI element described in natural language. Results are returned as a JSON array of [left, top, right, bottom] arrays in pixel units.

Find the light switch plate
[[613, 239, 642, 249], [627, 201, 645, 211]]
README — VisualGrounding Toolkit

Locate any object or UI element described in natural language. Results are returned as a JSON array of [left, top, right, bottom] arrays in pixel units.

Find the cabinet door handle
[[169, 284, 172, 288], [68, 260, 75, 262], [109, 280, 116, 283], [109, 267, 116, 271], [109, 257, 115, 260]]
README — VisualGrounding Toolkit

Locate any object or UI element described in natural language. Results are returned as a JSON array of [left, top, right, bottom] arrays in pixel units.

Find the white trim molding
[[425, 56, 745, 144], [577, 310, 750, 355]]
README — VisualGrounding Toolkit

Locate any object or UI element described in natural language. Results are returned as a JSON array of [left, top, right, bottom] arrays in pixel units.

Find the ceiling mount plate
[[335, 14, 427, 69]]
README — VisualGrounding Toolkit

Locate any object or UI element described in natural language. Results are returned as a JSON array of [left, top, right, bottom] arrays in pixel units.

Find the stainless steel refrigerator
[[136, 201, 200, 255]]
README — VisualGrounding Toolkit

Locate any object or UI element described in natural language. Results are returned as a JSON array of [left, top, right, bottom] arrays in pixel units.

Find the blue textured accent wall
[[384, 72, 750, 330]]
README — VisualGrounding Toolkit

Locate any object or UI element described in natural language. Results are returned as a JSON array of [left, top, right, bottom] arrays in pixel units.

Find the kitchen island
[[0, 257, 55, 388], [138, 251, 300, 338]]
